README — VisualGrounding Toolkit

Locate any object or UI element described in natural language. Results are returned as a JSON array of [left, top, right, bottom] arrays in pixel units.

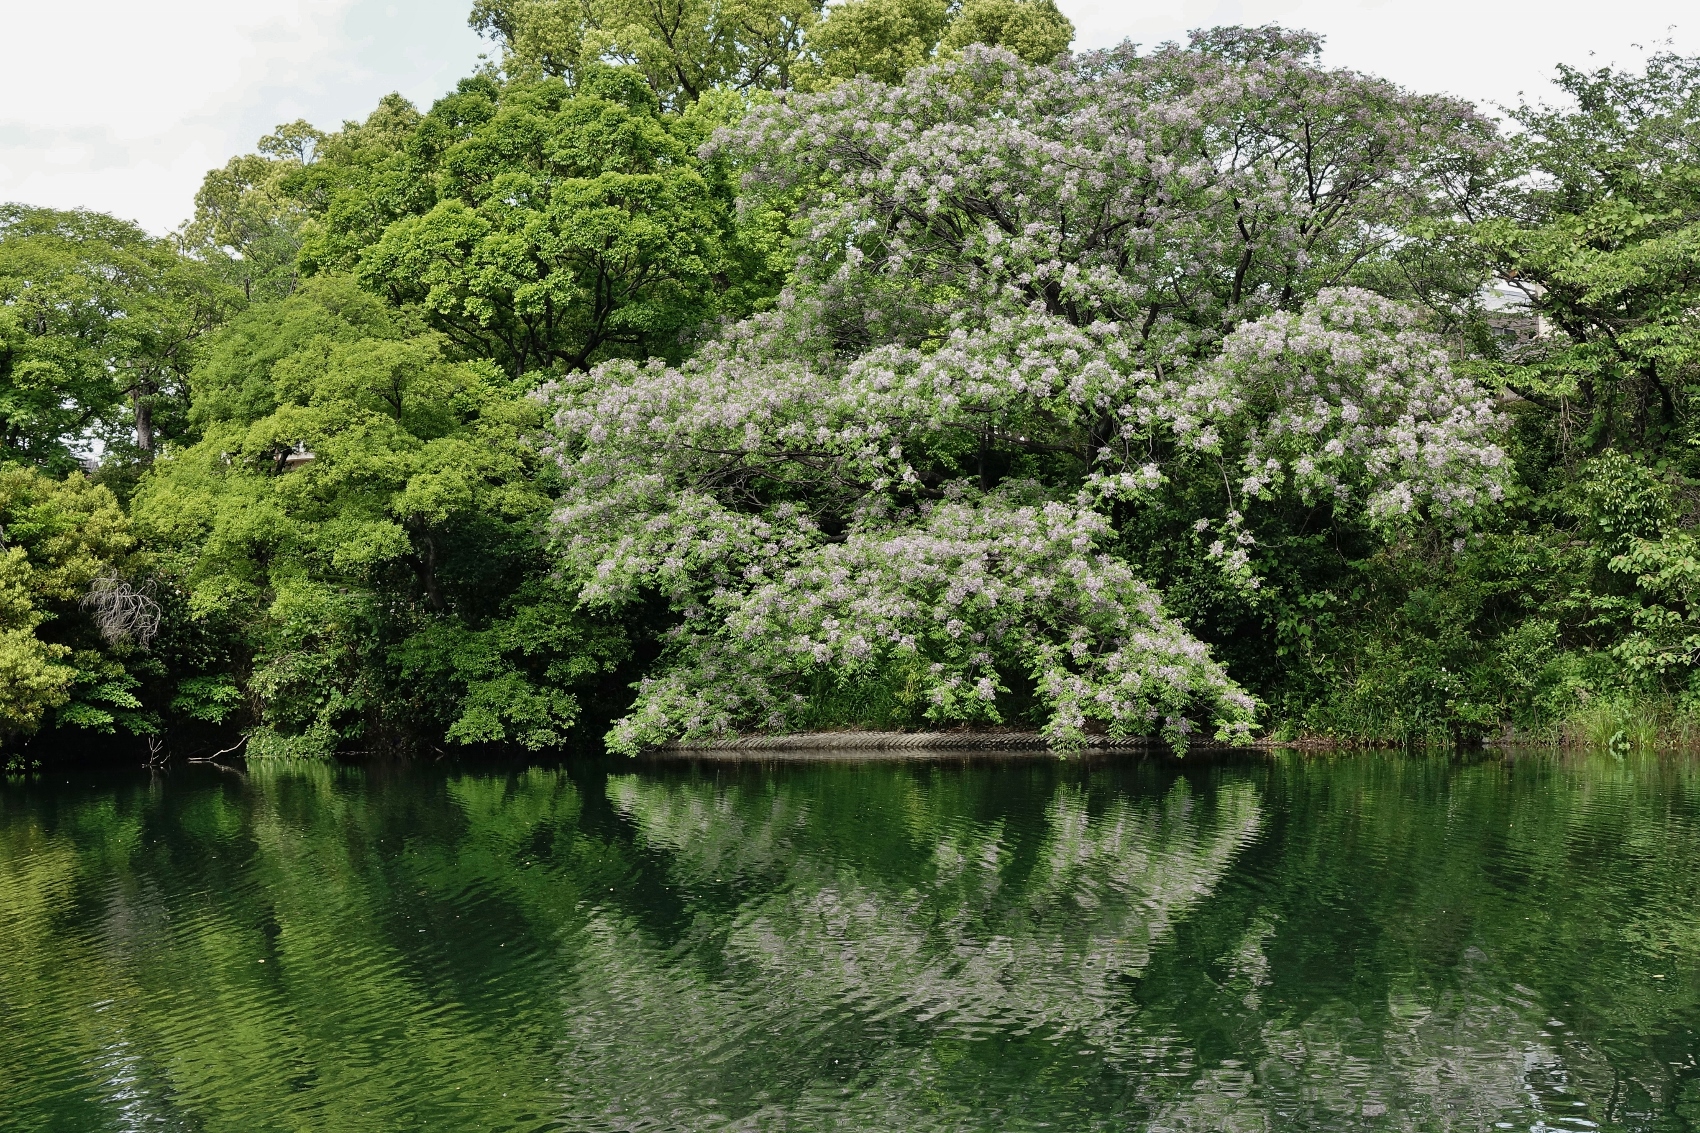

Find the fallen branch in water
[[187, 734, 248, 771]]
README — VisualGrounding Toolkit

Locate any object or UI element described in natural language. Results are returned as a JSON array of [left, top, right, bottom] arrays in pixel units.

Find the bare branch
[[81, 573, 163, 647]]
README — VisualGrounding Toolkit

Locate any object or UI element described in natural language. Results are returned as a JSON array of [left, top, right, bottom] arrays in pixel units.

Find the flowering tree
[[545, 32, 1510, 751]]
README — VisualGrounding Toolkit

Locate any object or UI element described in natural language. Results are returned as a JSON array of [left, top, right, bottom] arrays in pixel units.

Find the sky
[[1, 0, 1694, 235]]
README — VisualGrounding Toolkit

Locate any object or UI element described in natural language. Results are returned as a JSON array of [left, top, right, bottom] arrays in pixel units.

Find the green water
[[2, 752, 1699, 1132]]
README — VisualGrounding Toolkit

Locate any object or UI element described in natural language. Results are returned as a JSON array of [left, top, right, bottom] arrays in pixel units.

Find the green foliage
[[1475, 53, 1700, 456], [471, 0, 824, 104], [1362, 54, 1700, 739], [179, 120, 323, 305], [939, 0, 1071, 65], [469, 0, 1074, 101], [797, 0, 1073, 88], [0, 465, 154, 751], [802, 0, 950, 86], [290, 71, 758, 377], [794, 0, 1074, 89], [0, 207, 234, 470], [132, 276, 627, 756]]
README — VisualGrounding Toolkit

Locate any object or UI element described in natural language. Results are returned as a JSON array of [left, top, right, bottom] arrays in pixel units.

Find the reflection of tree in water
[[0, 766, 589, 1131], [543, 774, 1264, 1129], [1150, 949, 1578, 1133], [4, 755, 1700, 1131], [552, 758, 1700, 1132], [1145, 753, 1700, 1133]]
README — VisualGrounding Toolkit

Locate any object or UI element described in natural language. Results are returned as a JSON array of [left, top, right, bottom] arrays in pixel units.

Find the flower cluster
[[715, 37, 1495, 349], [604, 487, 1257, 754], [1214, 288, 1509, 522]]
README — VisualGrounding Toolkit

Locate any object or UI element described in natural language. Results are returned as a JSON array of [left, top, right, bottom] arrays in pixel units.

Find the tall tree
[[542, 34, 1506, 752], [180, 120, 324, 306], [0, 207, 233, 468], [132, 275, 628, 756], [470, 0, 825, 106], [1461, 52, 1700, 709], [799, 0, 950, 86], [0, 465, 156, 755], [1477, 52, 1700, 458], [291, 69, 759, 376], [468, 0, 1074, 103], [938, 0, 1072, 64], [800, 0, 1071, 87]]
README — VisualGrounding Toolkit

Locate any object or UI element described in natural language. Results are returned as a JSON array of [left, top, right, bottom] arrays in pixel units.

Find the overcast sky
[[2, 0, 1693, 235]]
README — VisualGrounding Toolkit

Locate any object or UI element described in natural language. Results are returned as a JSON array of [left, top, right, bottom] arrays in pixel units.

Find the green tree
[[471, 0, 825, 105], [0, 465, 156, 753], [469, 0, 1073, 104], [1477, 52, 1700, 459], [0, 206, 234, 469], [293, 70, 749, 377], [132, 276, 627, 757], [801, 0, 950, 86], [939, 0, 1072, 65], [1291, 50, 1700, 741], [180, 120, 325, 305], [1229, 52, 1700, 744], [800, 0, 1071, 87]]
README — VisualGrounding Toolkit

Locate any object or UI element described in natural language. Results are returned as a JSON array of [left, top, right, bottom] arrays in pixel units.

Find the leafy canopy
[[179, 120, 324, 306], [802, 0, 1071, 87], [293, 69, 756, 376], [469, 0, 1073, 103], [1459, 53, 1700, 714], [471, 0, 824, 103], [545, 37, 1507, 751], [0, 207, 233, 467], [1478, 52, 1700, 457], [133, 275, 626, 757], [0, 466, 151, 750]]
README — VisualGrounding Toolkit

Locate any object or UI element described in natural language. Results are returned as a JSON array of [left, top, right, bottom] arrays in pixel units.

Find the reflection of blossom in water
[[555, 771, 1658, 1132], [737, 782, 1262, 1049], [8, 756, 1700, 1132], [542, 775, 1264, 1129], [609, 776, 1263, 1034]]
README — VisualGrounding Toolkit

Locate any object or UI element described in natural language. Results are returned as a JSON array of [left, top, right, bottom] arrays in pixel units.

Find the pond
[[2, 750, 1698, 1132]]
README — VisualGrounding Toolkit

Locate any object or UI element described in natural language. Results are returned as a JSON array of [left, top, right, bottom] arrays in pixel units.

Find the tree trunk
[[421, 533, 444, 612], [134, 393, 154, 456]]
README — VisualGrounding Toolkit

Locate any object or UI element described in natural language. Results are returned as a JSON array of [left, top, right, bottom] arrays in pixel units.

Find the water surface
[[3, 751, 1699, 1131]]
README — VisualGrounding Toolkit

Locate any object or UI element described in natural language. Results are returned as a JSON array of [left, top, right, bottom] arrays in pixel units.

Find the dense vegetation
[[4, 3, 1700, 763]]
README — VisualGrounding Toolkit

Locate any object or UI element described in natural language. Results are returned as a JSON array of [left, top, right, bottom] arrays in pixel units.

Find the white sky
[[1, 0, 1693, 235]]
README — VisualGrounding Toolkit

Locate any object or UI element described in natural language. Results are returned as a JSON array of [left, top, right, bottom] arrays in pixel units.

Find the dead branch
[[81, 573, 163, 647]]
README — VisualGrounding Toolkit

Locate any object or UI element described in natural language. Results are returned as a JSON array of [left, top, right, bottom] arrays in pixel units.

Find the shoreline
[[646, 731, 1190, 760], [641, 731, 1623, 761]]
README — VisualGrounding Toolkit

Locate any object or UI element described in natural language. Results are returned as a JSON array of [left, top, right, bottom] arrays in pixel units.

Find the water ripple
[[2, 753, 1699, 1131]]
